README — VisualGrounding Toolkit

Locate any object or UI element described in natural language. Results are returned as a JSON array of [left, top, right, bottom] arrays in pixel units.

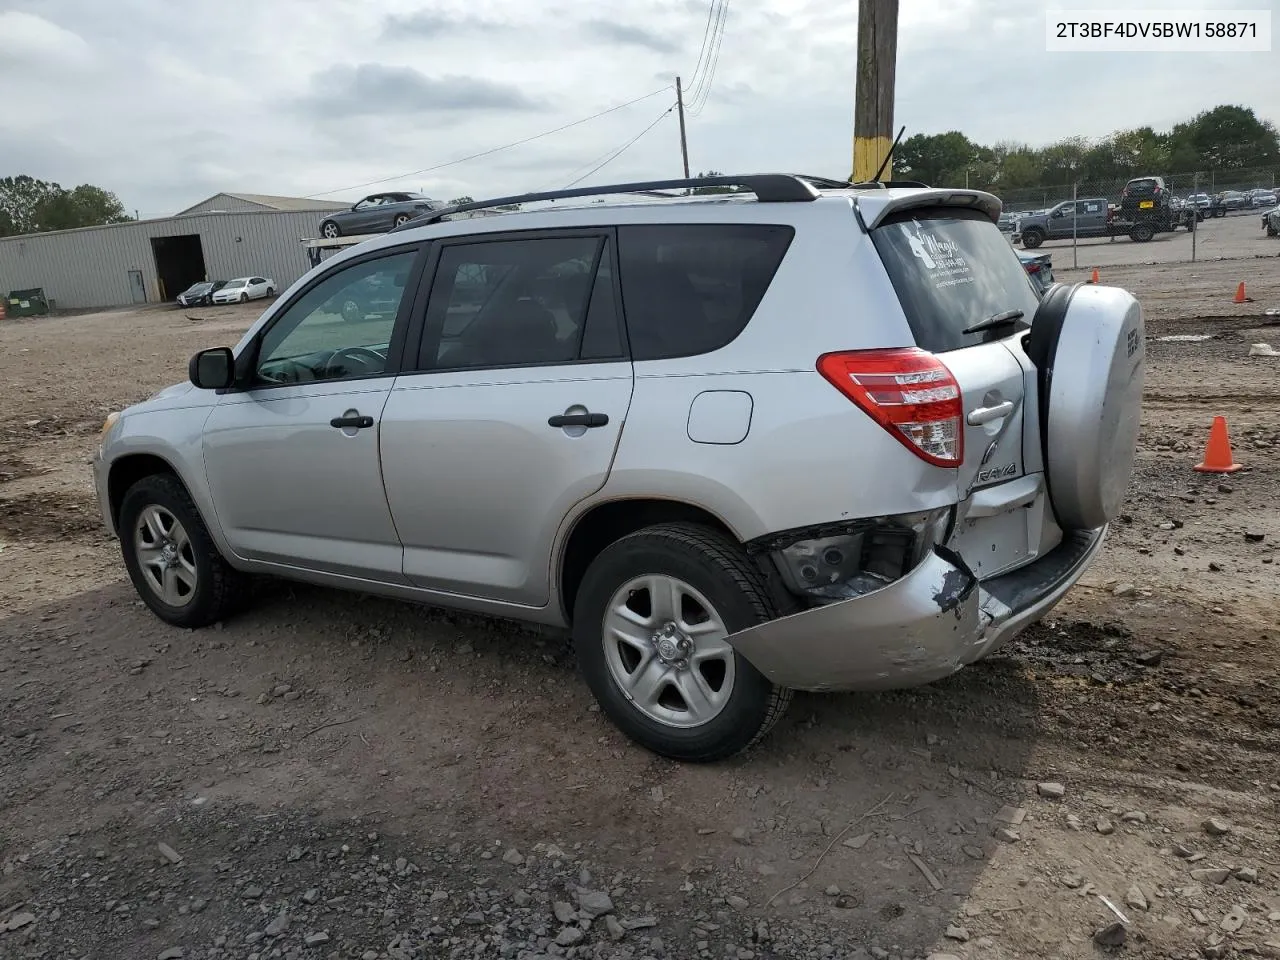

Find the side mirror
[[189, 347, 235, 390], [1051, 209, 1063, 218]]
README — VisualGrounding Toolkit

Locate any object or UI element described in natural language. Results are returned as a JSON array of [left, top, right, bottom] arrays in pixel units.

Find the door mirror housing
[[1051, 209, 1064, 218], [189, 347, 236, 390]]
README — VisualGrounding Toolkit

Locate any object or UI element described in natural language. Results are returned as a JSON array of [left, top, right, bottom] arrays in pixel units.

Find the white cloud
[[0, 10, 93, 66], [1, 0, 1276, 217]]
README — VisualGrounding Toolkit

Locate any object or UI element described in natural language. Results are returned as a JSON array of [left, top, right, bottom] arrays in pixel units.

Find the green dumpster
[[6, 288, 51, 317]]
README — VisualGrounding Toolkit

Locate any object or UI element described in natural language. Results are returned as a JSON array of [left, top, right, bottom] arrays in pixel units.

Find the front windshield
[[224, 279, 246, 288]]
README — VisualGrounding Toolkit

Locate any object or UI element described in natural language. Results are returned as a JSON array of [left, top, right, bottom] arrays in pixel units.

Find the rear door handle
[[330, 414, 374, 429], [966, 401, 1014, 425], [548, 412, 609, 428]]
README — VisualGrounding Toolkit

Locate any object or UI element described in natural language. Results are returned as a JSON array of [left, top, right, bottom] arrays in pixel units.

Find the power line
[[305, 86, 674, 198], [688, 0, 730, 117], [563, 105, 676, 189], [687, 0, 727, 105], [686, 0, 720, 91]]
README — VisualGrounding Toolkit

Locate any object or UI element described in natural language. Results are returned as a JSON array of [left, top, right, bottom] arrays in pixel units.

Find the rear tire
[[118, 474, 247, 628], [393, 213, 411, 227], [573, 522, 793, 762], [1130, 223, 1155, 243]]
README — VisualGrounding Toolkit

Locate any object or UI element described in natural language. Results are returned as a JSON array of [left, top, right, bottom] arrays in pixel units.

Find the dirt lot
[[1021, 208, 1280, 269], [2, 261, 1279, 960]]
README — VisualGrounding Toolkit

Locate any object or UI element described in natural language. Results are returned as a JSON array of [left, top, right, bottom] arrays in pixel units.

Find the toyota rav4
[[93, 174, 1145, 762]]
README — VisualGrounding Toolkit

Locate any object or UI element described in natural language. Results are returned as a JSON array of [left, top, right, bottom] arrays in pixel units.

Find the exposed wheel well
[[107, 454, 179, 530], [559, 500, 738, 621]]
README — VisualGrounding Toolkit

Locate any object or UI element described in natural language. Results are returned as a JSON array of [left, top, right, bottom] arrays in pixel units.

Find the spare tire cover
[[1025, 282, 1145, 530]]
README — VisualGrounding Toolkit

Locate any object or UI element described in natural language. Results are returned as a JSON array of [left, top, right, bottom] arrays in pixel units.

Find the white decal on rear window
[[901, 222, 974, 288]]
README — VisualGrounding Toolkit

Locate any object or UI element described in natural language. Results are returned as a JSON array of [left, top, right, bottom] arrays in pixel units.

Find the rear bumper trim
[[726, 525, 1106, 692]]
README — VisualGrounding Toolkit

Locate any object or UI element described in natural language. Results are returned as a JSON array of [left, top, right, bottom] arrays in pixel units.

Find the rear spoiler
[[854, 189, 1003, 231]]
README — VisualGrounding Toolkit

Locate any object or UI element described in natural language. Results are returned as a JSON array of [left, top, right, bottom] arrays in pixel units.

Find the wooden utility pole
[[676, 76, 691, 178], [851, 0, 899, 182]]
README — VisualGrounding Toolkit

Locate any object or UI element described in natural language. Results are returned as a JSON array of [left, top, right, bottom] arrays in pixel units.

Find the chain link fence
[[996, 166, 1280, 213], [969, 167, 1280, 268]]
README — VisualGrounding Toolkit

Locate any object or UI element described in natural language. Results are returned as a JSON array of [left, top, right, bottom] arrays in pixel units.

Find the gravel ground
[[2, 258, 1279, 960]]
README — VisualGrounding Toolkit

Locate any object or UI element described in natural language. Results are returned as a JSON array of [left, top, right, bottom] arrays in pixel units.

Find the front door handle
[[966, 401, 1014, 426], [548, 412, 609, 428], [330, 414, 374, 429]]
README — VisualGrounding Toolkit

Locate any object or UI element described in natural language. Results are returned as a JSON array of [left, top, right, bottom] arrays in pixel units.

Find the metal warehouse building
[[0, 193, 350, 310]]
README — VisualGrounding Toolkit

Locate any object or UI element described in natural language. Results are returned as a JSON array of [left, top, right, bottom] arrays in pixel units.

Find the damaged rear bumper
[[727, 526, 1106, 692]]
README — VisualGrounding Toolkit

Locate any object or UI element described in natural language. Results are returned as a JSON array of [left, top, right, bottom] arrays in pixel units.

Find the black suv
[[1120, 176, 1169, 213], [1119, 176, 1178, 230]]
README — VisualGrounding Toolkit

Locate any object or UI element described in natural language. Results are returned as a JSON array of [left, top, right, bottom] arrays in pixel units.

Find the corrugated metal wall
[[0, 209, 337, 309], [177, 194, 275, 215]]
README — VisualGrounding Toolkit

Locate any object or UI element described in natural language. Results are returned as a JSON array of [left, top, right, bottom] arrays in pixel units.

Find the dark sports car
[[318, 192, 442, 239], [1017, 249, 1054, 295], [175, 280, 227, 307]]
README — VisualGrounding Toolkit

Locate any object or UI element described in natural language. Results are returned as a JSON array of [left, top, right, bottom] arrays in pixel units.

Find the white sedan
[[212, 276, 275, 304]]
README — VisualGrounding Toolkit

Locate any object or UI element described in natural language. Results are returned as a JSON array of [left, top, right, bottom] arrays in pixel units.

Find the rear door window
[[871, 208, 1041, 354], [617, 224, 794, 361], [416, 234, 609, 370]]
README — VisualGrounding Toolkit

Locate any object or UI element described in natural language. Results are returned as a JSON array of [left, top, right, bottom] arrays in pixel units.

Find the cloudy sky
[[2, 0, 1276, 218]]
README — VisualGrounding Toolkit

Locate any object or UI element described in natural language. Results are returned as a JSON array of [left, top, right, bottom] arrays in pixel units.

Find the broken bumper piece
[[727, 526, 1106, 692]]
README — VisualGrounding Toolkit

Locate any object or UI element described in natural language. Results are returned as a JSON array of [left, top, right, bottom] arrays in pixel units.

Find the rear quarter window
[[617, 223, 794, 361], [871, 207, 1042, 354]]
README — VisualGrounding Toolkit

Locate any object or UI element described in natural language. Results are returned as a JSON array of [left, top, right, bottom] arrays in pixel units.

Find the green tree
[[895, 132, 981, 186], [449, 195, 475, 205], [0, 176, 132, 237], [1168, 105, 1280, 171]]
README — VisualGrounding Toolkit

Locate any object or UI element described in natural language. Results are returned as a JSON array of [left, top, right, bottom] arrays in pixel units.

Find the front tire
[[239, 293, 248, 303], [1130, 223, 1155, 242], [573, 522, 793, 762], [321, 220, 341, 239], [393, 213, 411, 227], [118, 474, 247, 628], [1020, 228, 1045, 249]]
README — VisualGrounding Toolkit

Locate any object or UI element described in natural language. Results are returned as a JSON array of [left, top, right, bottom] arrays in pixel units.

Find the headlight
[[102, 411, 120, 435]]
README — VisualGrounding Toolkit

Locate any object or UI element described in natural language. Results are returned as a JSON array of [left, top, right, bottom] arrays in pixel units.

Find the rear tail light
[[1025, 263, 1041, 274], [817, 348, 963, 467]]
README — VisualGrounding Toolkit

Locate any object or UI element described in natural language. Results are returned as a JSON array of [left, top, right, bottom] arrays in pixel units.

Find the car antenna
[[869, 125, 907, 184]]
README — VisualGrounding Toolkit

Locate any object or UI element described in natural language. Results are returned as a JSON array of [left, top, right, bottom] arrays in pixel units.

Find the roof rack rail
[[846, 179, 932, 190], [391, 174, 839, 232]]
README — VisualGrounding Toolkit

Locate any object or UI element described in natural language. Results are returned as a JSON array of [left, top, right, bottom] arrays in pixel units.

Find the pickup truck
[[1015, 197, 1194, 248], [1013, 198, 1112, 249]]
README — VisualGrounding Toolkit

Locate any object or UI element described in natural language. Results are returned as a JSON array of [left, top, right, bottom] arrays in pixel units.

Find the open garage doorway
[[151, 235, 207, 302]]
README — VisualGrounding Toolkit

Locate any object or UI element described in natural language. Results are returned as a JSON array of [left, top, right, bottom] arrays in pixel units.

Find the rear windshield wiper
[[963, 309, 1025, 335]]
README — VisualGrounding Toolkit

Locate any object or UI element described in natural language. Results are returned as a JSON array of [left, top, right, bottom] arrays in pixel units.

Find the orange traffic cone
[[1090, 269, 1100, 284], [1193, 416, 1242, 473], [1233, 282, 1252, 304]]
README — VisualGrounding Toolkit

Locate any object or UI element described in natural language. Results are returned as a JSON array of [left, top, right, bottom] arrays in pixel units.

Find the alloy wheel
[[601, 574, 736, 729], [134, 504, 197, 607]]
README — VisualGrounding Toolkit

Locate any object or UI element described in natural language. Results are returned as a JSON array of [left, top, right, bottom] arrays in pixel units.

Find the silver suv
[[93, 174, 1145, 762]]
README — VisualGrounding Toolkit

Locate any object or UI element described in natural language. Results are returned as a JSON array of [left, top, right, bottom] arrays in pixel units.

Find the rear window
[[617, 223, 794, 361], [1127, 178, 1160, 192], [871, 208, 1042, 354]]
